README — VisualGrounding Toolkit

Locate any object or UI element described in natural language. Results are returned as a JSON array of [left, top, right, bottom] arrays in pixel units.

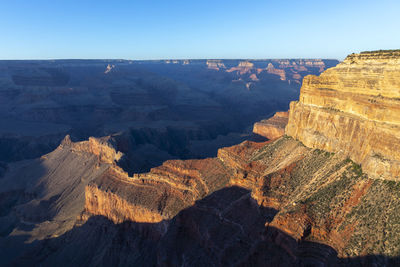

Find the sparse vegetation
[[372, 153, 387, 161], [360, 49, 400, 54], [342, 178, 400, 257]]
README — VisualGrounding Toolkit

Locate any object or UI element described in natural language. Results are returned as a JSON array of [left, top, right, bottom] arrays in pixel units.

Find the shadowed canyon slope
[[0, 58, 336, 172], [2, 51, 400, 266]]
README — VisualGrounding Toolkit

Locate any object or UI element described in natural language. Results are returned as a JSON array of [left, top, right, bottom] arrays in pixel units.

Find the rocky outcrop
[[15, 52, 400, 265], [206, 60, 226, 70], [73, 51, 400, 265], [224, 59, 338, 85], [78, 134, 400, 265], [4, 127, 400, 265], [83, 157, 232, 224], [227, 61, 255, 74], [104, 64, 115, 74], [0, 135, 112, 249], [253, 111, 289, 140], [286, 50, 400, 180], [84, 184, 164, 224], [266, 63, 286, 80], [61, 135, 123, 164]]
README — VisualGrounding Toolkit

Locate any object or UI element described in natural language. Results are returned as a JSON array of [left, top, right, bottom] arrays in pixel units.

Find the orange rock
[[253, 111, 289, 140], [286, 50, 400, 180]]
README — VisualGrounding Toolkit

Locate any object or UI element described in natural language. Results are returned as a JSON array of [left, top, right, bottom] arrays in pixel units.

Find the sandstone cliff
[[253, 111, 289, 140], [69, 135, 400, 265], [74, 50, 400, 265], [286, 50, 400, 180], [61, 135, 123, 164], [83, 156, 232, 224], [5, 52, 400, 266], [4, 116, 400, 265]]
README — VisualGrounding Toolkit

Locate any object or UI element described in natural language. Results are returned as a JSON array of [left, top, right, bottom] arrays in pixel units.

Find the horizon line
[[0, 57, 341, 61]]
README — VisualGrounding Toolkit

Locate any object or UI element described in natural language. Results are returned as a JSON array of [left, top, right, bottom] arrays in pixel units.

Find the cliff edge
[[286, 50, 400, 180]]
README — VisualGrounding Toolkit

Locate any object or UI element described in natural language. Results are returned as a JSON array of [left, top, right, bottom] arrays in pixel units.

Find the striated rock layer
[[253, 111, 289, 140], [83, 156, 233, 224], [4, 125, 400, 265], [71, 136, 400, 265], [5, 51, 400, 265], [286, 50, 400, 180]]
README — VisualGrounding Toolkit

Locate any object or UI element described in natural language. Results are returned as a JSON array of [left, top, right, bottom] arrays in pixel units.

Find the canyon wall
[[286, 50, 400, 180], [83, 157, 233, 224], [7, 52, 400, 265], [61, 135, 123, 164], [253, 111, 288, 140]]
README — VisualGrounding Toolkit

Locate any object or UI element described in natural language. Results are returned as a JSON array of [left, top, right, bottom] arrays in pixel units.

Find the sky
[[0, 0, 399, 60]]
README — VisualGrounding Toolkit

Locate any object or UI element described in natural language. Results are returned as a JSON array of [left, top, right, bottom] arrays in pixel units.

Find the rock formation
[[227, 61, 255, 74], [206, 59, 226, 70], [63, 135, 123, 164], [266, 63, 286, 80], [74, 50, 400, 265], [2, 58, 333, 166], [64, 132, 400, 265], [286, 50, 400, 180], [104, 64, 115, 74], [253, 111, 289, 140], [6, 52, 400, 265]]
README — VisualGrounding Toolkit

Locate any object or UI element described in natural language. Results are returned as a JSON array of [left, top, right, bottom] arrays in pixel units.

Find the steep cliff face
[[74, 136, 400, 265], [74, 50, 400, 265], [83, 156, 233, 224], [253, 111, 289, 140], [62, 135, 123, 164], [4, 115, 400, 265], [5, 51, 400, 265], [286, 50, 400, 180]]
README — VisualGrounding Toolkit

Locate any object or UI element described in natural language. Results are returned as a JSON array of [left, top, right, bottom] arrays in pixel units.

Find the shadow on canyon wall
[[115, 132, 268, 175], [1, 59, 321, 166], [2, 186, 399, 266]]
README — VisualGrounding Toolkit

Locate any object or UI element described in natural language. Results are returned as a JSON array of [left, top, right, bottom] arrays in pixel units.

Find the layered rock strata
[[80, 135, 400, 265], [286, 50, 400, 180], [5, 51, 400, 265], [253, 111, 289, 140], [61, 135, 123, 164], [83, 157, 233, 224], [5, 124, 400, 265]]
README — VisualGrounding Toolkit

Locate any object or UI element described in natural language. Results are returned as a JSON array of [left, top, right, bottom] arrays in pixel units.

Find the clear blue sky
[[0, 0, 399, 60]]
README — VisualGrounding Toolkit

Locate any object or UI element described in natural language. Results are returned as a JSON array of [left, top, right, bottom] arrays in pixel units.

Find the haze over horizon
[[0, 0, 399, 60], [2, 0, 400, 265]]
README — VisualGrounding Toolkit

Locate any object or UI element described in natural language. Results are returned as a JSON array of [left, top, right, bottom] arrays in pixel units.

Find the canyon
[[1, 51, 400, 266], [0, 58, 336, 172]]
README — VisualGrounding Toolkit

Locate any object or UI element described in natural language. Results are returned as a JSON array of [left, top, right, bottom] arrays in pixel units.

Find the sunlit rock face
[[82, 156, 233, 224], [206, 59, 226, 70], [63, 135, 123, 164], [4, 114, 400, 265], [253, 111, 289, 140], [4, 52, 400, 266], [286, 50, 400, 180]]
